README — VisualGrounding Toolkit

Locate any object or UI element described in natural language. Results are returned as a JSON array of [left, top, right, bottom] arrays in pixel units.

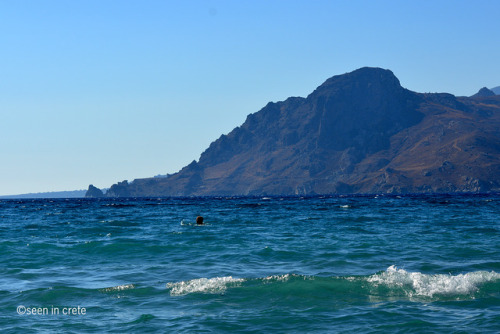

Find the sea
[[1, 194, 499, 333]]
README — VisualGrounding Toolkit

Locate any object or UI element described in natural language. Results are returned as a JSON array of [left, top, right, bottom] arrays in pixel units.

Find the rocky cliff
[[85, 185, 104, 198], [87, 67, 500, 197]]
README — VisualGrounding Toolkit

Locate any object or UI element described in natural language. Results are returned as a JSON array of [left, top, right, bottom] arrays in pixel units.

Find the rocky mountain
[[491, 86, 500, 95], [85, 185, 104, 198], [471, 87, 496, 98], [88, 67, 500, 197]]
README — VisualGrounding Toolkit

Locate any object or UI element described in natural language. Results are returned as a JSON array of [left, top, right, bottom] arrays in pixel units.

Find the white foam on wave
[[367, 265, 500, 297], [166, 276, 244, 296], [100, 283, 135, 292], [263, 274, 313, 282], [263, 274, 291, 282]]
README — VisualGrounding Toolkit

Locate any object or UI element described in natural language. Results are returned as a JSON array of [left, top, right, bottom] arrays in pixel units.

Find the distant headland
[[0, 190, 87, 199], [87, 67, 500, 197]]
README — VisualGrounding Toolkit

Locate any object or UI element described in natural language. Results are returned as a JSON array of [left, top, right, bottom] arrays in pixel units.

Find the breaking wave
[[367, 265, 500, 298], [166, 276, 244, 296], [165, 267, 500, 301]]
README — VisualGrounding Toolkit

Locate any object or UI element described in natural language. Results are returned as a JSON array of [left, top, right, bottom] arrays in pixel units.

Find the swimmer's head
[[196, 216, 204, 225]]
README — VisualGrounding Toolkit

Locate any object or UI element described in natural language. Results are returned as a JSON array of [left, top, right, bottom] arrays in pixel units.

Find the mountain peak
[[328, 67, 398, 84], [471, 87, 496, 98], [310, 67, 401, 97]]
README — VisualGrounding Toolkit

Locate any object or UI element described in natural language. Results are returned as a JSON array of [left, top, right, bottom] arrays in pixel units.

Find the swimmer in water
[[196, 216, 204, 225]]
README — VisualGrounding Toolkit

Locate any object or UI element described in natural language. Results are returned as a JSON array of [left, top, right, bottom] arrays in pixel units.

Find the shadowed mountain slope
[[89, 67, 500, 197], [471, 87, 496, 98]]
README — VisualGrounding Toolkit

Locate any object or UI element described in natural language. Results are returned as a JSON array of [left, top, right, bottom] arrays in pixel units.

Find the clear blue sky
[[1, 0, 499, 195]]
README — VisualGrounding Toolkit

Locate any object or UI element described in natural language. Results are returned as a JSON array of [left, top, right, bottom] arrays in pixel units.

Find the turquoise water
[[1, 195, 499, 333]]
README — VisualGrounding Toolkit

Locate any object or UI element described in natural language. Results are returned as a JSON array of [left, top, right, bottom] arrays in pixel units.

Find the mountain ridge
[[1, 190, 87, 199], [87, 67, 500, 197]]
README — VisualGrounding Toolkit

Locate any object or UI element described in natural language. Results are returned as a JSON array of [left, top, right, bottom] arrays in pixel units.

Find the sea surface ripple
[[0, 194, 499, 333]]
